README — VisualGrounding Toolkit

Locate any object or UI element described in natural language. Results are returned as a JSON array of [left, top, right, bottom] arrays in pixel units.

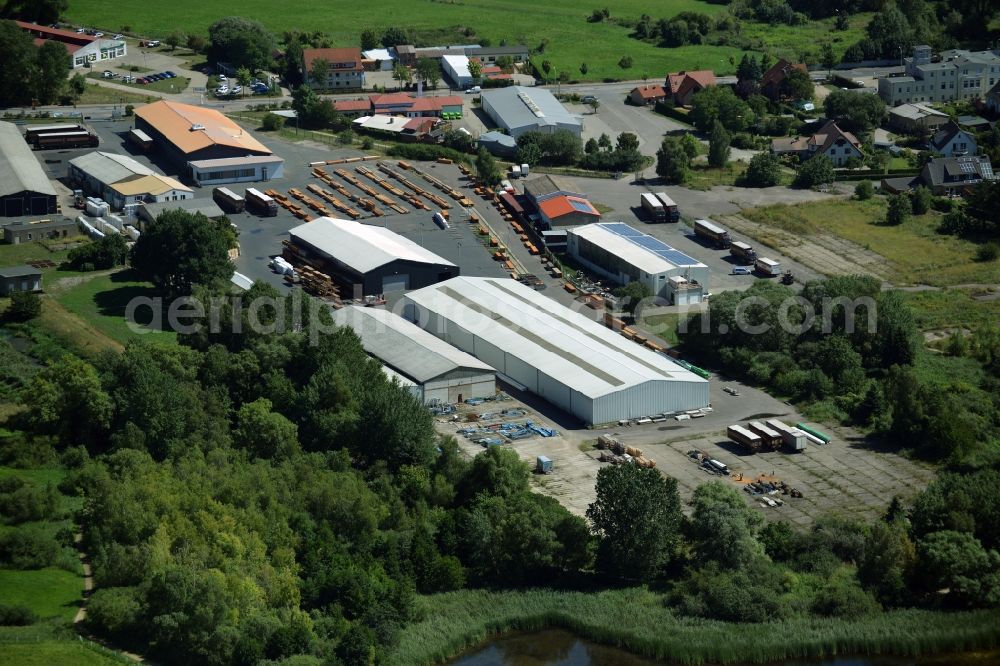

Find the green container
[[796, 423, 831, 443]]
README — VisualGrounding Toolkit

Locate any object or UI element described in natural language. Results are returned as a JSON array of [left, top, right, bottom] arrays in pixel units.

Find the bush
[[975, 243, 999, 263], [0, 525, 60, 569], [855, 180, 874, 200], [124, 105, 134, 117], [5, 290, 41, 322], [911, 186, 931, 215], [885, 194, 911, 226], [261, 113, 284, 131], [795, 155, 834, 188], [742, 153, 782, 187], [0, 476, 59, 523], [0, 604, 37, 626]]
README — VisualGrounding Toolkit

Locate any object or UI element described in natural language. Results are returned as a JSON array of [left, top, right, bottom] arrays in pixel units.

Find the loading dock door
[[4, 198, 24, 217], [381, 274, 409, 292]]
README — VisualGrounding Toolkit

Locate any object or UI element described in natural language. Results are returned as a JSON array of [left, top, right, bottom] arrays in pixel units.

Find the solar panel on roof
[[982, 162, 994, 179], [569, 199, 594, 213], [960, 161, 976, 173], [596, 222, 699, 267]]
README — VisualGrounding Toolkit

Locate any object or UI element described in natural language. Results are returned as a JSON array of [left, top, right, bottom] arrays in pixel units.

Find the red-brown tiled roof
[[667, 70, 715, 94], [334, 99, 373, 112], [761, 59, 807, 88], [16, 21, 97, 45], [632, 85, 666, 100], [303, 47, 362, 73], [539, 195, 600, 220]]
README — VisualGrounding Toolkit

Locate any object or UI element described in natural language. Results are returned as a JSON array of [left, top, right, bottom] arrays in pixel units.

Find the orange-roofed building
[[629, 85, 668, 106], [538, 195, 601, 228], [666, 70, 716, 105], [760, 59, 808, 100], [304, 47, 365, 89], [134, 100, 284, 186]]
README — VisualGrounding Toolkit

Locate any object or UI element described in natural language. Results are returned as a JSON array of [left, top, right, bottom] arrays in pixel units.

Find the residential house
[[883, 156, 995, 196], [760, 59, 808, 101], [987, 81, 1000, 114], [334, 93, 463, 118], [878, 45, 1000, 106], [304, 47, 365, 89], [929, 121, 978, 157], [887, 103, 950, 134], [629, 85, 667, 106], [666, 70, 716, 105], [770, 121, 863, 167]]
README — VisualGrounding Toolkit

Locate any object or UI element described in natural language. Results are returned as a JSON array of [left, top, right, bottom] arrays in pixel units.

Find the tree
[[381, 27, 408, 48], [690, 86, 754, 133], [885, 193, 910, 226], [495, 55, 515, 73], [584, 138, 599, 154], [467, 58, 482, 84], [618, 55, 633, 69], [392, 63, 411, 89], [855, 180, 874, 200], [918, 531, 1000, 608], [579, 62, 588, 75], [165, 29, 184, 51], [743, 153, 782, 187], [865, 5, 914, 59], [515, 142, 542, 167], [616, 132, 639, 153], [588, 98, 600, 114], [679, 133, 700, 160], [1, 0, 67, 24], [475, 148, 502, 187], [824, 90, 886, 135], [22, 356, 112, 448], [689, 482, 765, 570], [859, 521, 916, 606], [234, 398, 299, 460], [5, 290, 41, 322], [235, 67, 252, 97], [261, 113, 285, 131], [795, 155, 835, 188], [415, 57, 439, 88], [614, 281, 653, 317], [131, 209, 234, 297], [708, 121, 731, 168], [780, 67, 814, 100], [911, 185, 931, 215], [309, 58, 331, 88], [66, 234, 128, 270], [207, 17, 275, 72], [33, 40, 69, 104], [360, 28, 379, 51], [821, 43, 837, 75], [186, 34, 206, 53], [597, 133, 612, 150], [656, 137, 690, 184], [587, 464, 682, 579], [68, 72, 87, 98]]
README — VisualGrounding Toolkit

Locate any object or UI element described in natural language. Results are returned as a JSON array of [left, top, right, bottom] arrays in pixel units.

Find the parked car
[[94, 31, 104, 37], [465, 86, 481, 94], [136, 77, 149, 84], [75, 27, 85, 33], [146, 39, 160, 47], [251, 82, 269, 93], [231, 85, 242, 94], [164, 71, 176, 78], [102, 70, 114, 78], [112, 33, 123, 39], [581, 95, 597, 103]]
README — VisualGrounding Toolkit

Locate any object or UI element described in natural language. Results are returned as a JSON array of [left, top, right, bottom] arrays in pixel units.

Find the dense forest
[[1, 213, 999, 665]]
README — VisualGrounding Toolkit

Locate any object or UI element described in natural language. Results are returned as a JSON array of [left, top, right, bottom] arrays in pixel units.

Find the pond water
[[449, 629, 999, 666]]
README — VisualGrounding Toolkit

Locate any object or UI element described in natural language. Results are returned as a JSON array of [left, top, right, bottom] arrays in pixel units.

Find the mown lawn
[[0, 569, 81, 622], [741, 198, 1000, 286], [54, 270, 177, 347], [86, 72, 190, 95], [0, 641, 125, 666], [75, 83, 155, 106]]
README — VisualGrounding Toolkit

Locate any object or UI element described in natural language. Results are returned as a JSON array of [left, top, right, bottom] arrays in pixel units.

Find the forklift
[[781, 270, 794, 285]]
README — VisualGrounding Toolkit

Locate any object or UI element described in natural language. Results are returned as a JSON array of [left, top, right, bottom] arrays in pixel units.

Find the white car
[[94, 31, 104, 37], [231, 85, 242, 94], [147, 39, 160, 47], [113, 33, 123, 39], [215, 85, 230, 96]]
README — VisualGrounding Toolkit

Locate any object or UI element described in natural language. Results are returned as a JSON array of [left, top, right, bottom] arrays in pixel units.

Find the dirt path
[[718, 213, 891, 280]]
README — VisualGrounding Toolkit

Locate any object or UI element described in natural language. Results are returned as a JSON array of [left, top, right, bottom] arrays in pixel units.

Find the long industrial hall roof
[[332, 305, 494, 384], [569, 222, 706, 275], [404, 276, 706, 400], [0, 122, 57, 198]]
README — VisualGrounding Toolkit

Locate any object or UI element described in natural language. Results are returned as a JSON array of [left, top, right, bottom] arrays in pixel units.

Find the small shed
[[536, 455, 553, 474], [0, 265, 43, 294]]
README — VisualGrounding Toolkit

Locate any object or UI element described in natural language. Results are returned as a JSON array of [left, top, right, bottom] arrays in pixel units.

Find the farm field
[[0, 568, 81, 622], [65, 0, 865, 81], [0, 642, 125, 666]]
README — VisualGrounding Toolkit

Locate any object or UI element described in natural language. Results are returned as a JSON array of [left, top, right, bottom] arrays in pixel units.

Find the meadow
[[388, 588, 1000, 665], [66, 0, 865, 81], [741, 198, 1000, 287]]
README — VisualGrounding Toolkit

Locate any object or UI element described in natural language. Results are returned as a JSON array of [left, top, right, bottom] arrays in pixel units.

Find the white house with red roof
[[16, 21, 126, 68], [304, 47, 365, 89], [770, 120, 863, 167]]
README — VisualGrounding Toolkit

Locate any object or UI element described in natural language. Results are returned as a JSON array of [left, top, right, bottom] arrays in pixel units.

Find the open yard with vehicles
[[735, 198, 1000, 287], [67, 0, 863, 82], [86, 72, 190, 95]]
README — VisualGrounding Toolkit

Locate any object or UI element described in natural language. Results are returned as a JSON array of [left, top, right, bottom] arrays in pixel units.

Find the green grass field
[[741, 198, 1000, 286], [0, 569, 82, 622], [63, 0, 863, 81], [54, 270, 177, 346], [0, 642, 125, 666], [75, 83, 154, 106]]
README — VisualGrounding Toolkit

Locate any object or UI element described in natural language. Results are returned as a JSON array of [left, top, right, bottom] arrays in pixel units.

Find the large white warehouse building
[[568, 222, 709, 305], [332, 305, 496, 404], [402, 276, 709, 424]]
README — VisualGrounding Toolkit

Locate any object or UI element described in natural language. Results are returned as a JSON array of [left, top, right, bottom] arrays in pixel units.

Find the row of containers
[[726, 419, 831, 454], [76, 212, 140, 241]]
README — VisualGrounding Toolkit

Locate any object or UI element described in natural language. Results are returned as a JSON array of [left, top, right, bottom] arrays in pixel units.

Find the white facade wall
[[72, 39, 127, 68], [189, 158, 285, 185]]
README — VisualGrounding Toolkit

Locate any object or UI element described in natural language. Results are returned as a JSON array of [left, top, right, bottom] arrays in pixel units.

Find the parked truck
[[213, 187, 245, 213], [694, 219, 731, 248], [730, 240, 757, 264], [727, 424, 763, 453], [765, 418, 808, 452], [655, 192, 680, 222], [748, 420, 782, 450], [245, 187, 277, 216], [755, 257, 781, 277], [641, 192, 666, 222], [127, 128, 154, 152], [23, 123, 86, 143]]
